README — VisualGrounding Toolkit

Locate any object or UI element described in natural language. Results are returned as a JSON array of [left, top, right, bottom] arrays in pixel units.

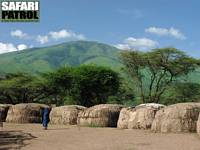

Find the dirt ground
[[0, 123, 200, 150]]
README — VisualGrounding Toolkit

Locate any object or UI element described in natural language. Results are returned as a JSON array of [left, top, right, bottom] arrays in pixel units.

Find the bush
[[161, 82, 200, 105]]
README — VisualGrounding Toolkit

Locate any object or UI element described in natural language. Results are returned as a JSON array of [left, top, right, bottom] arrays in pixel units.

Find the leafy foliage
[[0, 73, 44, 104], [120, 48, 200, 103], [40, 65, 121, 106], [69, 65, 120, 107], [0, 65, 121, 107], [0, 44, 200, 106], [161, 82, 200, 105]]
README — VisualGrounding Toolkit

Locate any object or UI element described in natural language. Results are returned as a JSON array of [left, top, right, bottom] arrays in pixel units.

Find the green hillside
[[0, 40, 199, 83], [0, 41, 122, 74]]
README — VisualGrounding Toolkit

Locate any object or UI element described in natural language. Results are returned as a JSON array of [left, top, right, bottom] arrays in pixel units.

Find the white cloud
[[49, 30, 71, 40], [169, 28, 186, 40], [0, 42, 17, 54], [145, 27, 168, 36], [17, 44, 28, 50], [116, 37, 158, 50], [115, 44, 130, 50], [74, 34, 86, 40], [10, 30, 29, 39], [9, 29, 86, 45], [10, 29, 86, 44], [0, 42, 29, 54], [36, 35, 49, 44], [35, 29, 86, 44], [145, 27, 186, 40], [49, 29, 86, 41]]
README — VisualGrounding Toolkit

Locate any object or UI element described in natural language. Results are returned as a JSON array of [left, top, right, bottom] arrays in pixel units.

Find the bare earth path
[[1, 123, 200, 150]]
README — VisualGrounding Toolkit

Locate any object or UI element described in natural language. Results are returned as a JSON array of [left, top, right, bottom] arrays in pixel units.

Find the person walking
[[42, 108, 50, 130], [0, 122, 3, 130], [0, 111, 3, 130]]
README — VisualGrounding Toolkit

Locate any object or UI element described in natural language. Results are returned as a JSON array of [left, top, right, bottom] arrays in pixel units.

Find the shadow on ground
[[0, 130, 36, 150]]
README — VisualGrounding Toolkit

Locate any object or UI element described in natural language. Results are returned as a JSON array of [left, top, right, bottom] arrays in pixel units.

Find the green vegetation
[[0, 41, 122, 74], [42, 65, 121, 107], [0, 65, 125, 107], [0, 41, 200, 106], [0, 73, 44, 104], [161, 82, 200, 105], [120, 48, 200, 104], [0, 41, 199, 83]]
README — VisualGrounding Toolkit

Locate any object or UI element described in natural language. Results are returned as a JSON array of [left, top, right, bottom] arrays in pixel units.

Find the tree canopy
[[120, 48, 200, 103], [0, 65, 121, 107], [0, 73, 44, 104]]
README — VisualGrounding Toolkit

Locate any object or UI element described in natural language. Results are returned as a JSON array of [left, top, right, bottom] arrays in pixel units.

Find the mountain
[[0, 41, 123, 74], [0, 40, 199, 83]]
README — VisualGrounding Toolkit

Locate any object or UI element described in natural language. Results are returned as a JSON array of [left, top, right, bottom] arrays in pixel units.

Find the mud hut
[[50, 105, 86, 125], [0, 104, 11, 122], [197, 113, 200, 136], [6, 103, 50, 123], [117, 108, 131, 129], [78, 104, 123, 127], [117, 103, 165, 129], [151, 103, 200, 133]]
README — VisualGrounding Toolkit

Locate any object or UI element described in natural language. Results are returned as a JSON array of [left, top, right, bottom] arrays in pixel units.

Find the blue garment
[[42, 108, 50, 128]]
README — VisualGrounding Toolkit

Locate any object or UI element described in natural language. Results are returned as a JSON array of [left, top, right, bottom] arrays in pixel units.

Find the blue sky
[[0, 0, 200, 57]]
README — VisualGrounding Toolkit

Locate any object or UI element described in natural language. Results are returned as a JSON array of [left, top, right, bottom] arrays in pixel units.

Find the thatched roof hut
[[197, 114, 200, 136], [0, 104, 11, 122], [151, 103, 200, 133], [117, 108, 131, 129], [50, 105, 86, 125], [117, 103, 165, 129], [6, 103, 50, 123], [78, 104, 123, 127]]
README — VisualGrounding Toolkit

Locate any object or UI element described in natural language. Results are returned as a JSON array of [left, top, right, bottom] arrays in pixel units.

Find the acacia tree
[[71, 65, 120, 107], [0, 73, 44, 104], [120, 48, 200, 103], [41, 67, 74, 105], [42, 65, 120, 107]]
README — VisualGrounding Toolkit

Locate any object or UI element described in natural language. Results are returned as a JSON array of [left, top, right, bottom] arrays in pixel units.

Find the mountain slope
[[0, 41, 122, 73], [0, 41, 199, 83]]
